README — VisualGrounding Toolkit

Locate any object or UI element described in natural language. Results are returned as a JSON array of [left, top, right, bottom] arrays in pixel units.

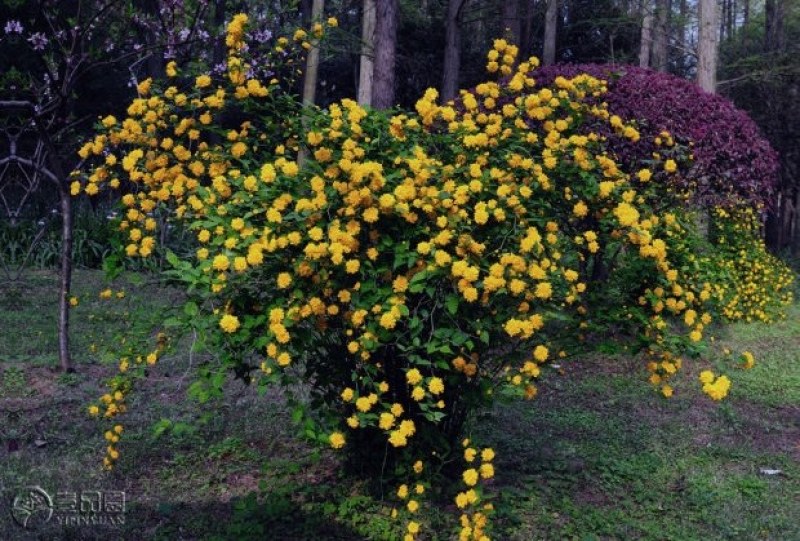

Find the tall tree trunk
[[372, 0, 399, 110], [502, 0, 521, 44], [302, 0, 325, 107], [441, 0, 466, 102], [651, 0, 671, 72], [677, 0, 688, 73], [57, 178, 73, 372], [521, 0, 536, 57], [543, 0, 558, 65], [696, 0, 718, 92], [212, 0, 226, 69], [765, 0, 785, 51], [719, 0, 727, 42], [742, 0, 749, 28], [358, 0, 376, 106], [639, 0, 654, 67]]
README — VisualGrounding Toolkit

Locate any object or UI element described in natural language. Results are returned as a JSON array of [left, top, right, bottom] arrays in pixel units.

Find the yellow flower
[[406, 368, 423, 385], [345, 260, 360, 274], [393, 276, 409, 293], [212, 254, 230, 271], [389, 430, 408, 447], [428, 377, 444, 395], [376, 412, 394, 430], [699, 370, 715, 384], [219, 314, 240, 333], [572, 201, 589, 218], [356, 396, 372, 412], [613, 202, 640, 227], [329, 432, 346, 449], [196, 74, 212, 88], [277, 272, 292, 289], [664, 159, 677, 173], [462, 468, 479, 486]]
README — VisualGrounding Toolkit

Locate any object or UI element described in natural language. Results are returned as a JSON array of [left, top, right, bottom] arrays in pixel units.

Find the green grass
[[0, 271, 798, 540]]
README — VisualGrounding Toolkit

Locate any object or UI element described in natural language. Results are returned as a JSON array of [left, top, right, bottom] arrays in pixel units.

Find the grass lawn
[[1, 270, 798, 540]]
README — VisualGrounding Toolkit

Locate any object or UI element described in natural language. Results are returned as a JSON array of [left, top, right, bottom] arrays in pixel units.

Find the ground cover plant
[[65, 13, 795, 540]]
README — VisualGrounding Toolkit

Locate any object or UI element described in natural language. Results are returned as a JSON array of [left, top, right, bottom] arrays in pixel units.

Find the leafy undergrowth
[[1, 271, 798, 540]]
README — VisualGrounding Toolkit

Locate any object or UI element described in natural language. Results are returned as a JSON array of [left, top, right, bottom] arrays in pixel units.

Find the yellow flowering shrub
[[75, 15, 794, 540]]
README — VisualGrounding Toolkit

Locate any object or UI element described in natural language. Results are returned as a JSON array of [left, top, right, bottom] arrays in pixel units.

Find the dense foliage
[[74, 14, 793, 540], [534, 64, 780, 209]]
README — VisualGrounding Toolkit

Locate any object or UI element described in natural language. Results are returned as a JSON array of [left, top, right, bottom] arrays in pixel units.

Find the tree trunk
[[792, 187, 800, 255], [521, 0, 536, 57], [212, 0, 226, 68], [441, 0, 465, 102], [651, 0, 671, 72], [502, 0, 521, 44], [639, 0, 654, 67], [543, 0, 558, 65], [372, 0, 399, 110], [742, 0, 749, 28], [719, 0, 727, 42], [678, 0, 688, 73], [357, 0, 376, 106], [696, 0, 718, 92], [58, 180, 73, 372], [302, 0, 325, 107], [765, 0, 785, 51]]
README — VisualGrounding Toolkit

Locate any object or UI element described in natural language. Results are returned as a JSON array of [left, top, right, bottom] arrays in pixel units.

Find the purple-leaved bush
[[533, 64, 780, 208]]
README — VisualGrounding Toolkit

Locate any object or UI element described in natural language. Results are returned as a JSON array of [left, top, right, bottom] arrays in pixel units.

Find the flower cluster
[[74, 14, 793, 539]]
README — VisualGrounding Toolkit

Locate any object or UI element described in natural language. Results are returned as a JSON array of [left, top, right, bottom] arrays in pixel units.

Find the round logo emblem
[[11, 486, 53, 529]]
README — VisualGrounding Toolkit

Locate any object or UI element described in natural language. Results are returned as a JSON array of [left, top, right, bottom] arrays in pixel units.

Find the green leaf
[[183, 301, 199, 317], [445, 295, 459, 315], [165, 250, 180, 268]]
